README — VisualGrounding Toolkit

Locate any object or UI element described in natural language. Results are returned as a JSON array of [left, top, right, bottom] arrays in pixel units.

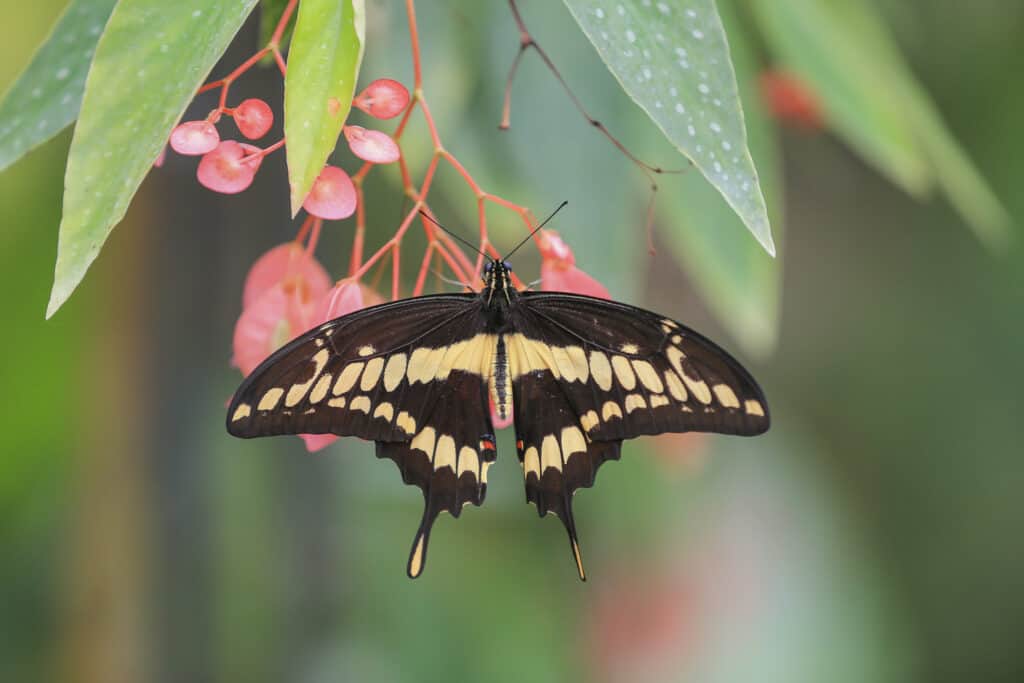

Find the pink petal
[[343, 125, 400, 164], [299, 433, 339, 452], [232, 283, 294, 376], [353, 78, 410, 119], [153, 146, 167, 168], [242, 243, 331, 310], [303, 165, 357, 219], [541, 263, 611, 299], [170, 120, 220, 155], [538, 231, 610, 299], [314, 280, 365, 324], [197, 140, 261, 194], [234, 98, 274, 139]]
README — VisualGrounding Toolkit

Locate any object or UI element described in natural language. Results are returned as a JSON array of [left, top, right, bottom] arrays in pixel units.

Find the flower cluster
[[161, 1, 611, 452]]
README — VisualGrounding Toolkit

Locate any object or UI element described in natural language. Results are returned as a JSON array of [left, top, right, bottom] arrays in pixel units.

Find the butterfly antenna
[[418, 210, 488, 259], [502, 200, 569, 261]]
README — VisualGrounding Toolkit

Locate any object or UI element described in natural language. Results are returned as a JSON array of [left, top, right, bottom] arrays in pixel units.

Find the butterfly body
[[228, 259, 769, 579]]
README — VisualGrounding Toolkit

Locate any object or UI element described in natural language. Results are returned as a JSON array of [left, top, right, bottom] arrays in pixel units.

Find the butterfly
[[227, 227, 769, 580]]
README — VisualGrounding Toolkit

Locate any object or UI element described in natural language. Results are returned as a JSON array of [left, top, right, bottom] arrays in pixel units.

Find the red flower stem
[[405, 0, 423, 90], [413, 242, 435, 296], [294, 214, 316, 245], [305, 217, 323, 256], [391, 242, 402, 299], [270, 0, 299, 47], [241, 138, 285, 165]]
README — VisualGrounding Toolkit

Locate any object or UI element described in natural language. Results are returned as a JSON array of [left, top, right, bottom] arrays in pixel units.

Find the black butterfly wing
[[507, 291, 769, 579], [227, 294, 499, 577]]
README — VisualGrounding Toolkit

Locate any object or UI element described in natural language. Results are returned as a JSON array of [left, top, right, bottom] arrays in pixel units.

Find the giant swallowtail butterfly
[[227, 237, 769, 580]]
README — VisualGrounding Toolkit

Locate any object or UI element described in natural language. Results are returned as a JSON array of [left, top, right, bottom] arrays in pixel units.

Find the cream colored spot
[[602, 401, 623, 421], [360, 356, 385, 391], [523, 446, 540, 477], [410, 426, 436, 457], [434, 435, 456, 471], [285, 348, 330, 407], [589, 350, 613, 391], [396, 411, 416, 435], [373, 401, 394, 422], [620, 342, 640, 354], [552, 346, 577, 382], [580, 410, 600, 433], [661, 323, 673, 334], [231, 404, 251, 421], [560, 426, 587, 459], [480, 461, 492, 484], [506, 334, 560, 379], [632, 359, 664, 393], [662, 318, 678, 329], [611, 355, 636, 390], [565, 345, 589, 383], [328, 397, 346, 408], [671, 335, 682, 344], [383, 353, 407, 391], [625, 393, 647, 413], [666, 346, 686, 378], [350, 395, 371, 413], [713, 383, 740, 408], [332, 362, 363, 395], [665, 370, 688, 401], [650, 394, 670, 408], [357, 345, 375, 356], [744, 399, 765, 417], [315, 337, 325, 347], [458, 447, 479, 476], [308, 373, 333, 404], [408, 534, 425, 577], [258, 387, 284, 411], [681, 370, 712, 404], [541, 434, 561, 472], [406, 346, 442, 383]]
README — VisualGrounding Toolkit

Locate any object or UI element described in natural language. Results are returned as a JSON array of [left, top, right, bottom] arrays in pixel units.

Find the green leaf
[[563, 0, 776, 256], [652, 0, 782, 356], [0, 0, 117, 173], [284, 0, 365, 215], [748, 0, 1010, 246], [46, 0, 259, 319]]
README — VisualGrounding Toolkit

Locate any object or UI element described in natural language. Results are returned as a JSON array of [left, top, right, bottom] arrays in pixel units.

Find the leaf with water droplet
[[0, 0, 117, 173], [748, 0, 1010, 247], [563, 0, 775, 256], [47, 0, 259, 318], [647, 0, 782, 357], [284, 0, 365, 215]]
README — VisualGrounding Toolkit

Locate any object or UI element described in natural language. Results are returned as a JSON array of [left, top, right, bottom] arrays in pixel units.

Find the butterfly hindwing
[[227, 294, 498, 577]]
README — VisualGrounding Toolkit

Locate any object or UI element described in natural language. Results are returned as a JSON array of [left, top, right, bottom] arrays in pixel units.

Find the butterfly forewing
[[227, 293, 499, 577]]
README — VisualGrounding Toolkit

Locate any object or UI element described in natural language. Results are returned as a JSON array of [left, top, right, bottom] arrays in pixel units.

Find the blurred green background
[[2, 2, 1023, 682]]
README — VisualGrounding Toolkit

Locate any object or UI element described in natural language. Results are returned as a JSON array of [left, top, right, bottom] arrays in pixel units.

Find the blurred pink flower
[[242, 242, 331, 310], [539, 230, 611, 299]]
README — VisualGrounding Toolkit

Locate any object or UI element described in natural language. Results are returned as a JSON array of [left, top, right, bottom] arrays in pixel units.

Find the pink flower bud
[[170, 120, 220, 155], [303, 165, 357, 219], [197, 140, 262, 194], [353, 78, 410, 119], [234, 98, 274, 139], [343, 125, 400, 164]]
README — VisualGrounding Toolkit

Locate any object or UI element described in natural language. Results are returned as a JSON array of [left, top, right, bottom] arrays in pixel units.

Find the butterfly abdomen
[[492, 334, 511, 420]]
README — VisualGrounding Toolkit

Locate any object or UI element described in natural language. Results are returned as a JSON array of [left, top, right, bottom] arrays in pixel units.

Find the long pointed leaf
[[46, 0, 259, 318], [563, 0, 775, 256], [284, 0, 365, 215], [0, 0, 117, 173]]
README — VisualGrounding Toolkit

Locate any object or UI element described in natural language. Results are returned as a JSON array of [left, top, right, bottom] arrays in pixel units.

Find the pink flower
[[353, 78, 410, 119], [538, 230, 611, 299], [343, 125, 400, 164], [303, 165, 357, 220], [242, 242, 331, 310], [233, 98, 274, 139], [170, 120, 220, 155], [197, 140, 263, 194], [760, 70, 823, 129]]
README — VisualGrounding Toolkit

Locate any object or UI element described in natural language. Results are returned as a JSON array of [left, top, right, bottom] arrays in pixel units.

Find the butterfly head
[[482, 258, 515, 306]]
